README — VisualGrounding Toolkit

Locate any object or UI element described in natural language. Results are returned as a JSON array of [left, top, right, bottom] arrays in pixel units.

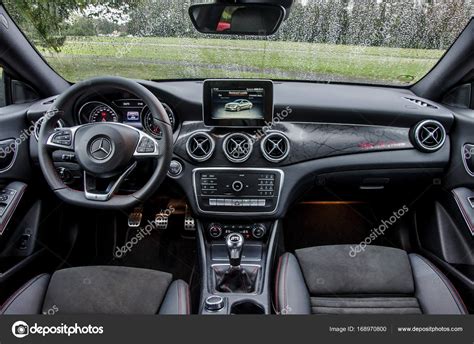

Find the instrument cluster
[[77, 98, 177, 138]]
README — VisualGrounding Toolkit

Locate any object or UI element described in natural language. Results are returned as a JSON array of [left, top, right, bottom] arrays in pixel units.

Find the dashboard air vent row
[[186, 132, 215, 162], [261, 132, 290, 163], [403, 97, 438, 109], [412, 120, 446, 152], [223, 133, 253, 163]]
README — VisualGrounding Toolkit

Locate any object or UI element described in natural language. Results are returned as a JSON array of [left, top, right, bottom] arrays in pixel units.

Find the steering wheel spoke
[[46, 127, 79, 151], [134, 131, 161, 158], [83, 161, 138, 201]]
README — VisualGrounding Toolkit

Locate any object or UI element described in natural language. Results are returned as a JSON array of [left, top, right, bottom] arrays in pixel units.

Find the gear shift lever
[[215, 232, 258, 293], [226, 232, 244, 267]]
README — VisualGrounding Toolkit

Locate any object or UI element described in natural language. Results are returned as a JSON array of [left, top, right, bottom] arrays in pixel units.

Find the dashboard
[[24, 79, 456, 219]]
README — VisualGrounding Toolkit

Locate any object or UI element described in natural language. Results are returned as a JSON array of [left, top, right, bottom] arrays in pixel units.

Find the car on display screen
[[224, 99, 253, 112], [0, 0, 471, 325]]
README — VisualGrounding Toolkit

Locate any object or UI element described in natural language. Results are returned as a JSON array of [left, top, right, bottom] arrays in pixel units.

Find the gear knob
[[226, 232, 244, 267]]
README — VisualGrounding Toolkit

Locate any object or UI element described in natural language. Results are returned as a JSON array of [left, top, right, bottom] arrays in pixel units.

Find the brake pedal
[[155, 212, 169, 230], [128, 207, 143, 228]]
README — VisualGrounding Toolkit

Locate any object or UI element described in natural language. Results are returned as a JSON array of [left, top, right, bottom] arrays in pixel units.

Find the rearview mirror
[[189, 3, 285, 36]]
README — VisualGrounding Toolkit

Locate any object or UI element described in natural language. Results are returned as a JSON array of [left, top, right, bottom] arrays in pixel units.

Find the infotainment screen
[[203, 79, 273, 127]]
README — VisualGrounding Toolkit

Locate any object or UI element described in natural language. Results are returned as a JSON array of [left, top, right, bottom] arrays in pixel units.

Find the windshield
[[4, 1, 472, 85]]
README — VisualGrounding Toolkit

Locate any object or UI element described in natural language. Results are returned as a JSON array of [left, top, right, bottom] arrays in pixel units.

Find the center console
[[197, 219, 280, 315], [191, 80, 281, 314]]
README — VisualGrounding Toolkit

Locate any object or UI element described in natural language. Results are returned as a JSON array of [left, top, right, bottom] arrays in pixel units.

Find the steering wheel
[[38, 76, 173, 209]]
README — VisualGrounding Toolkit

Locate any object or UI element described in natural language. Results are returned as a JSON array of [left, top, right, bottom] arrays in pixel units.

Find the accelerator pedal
[[184, 205, 196, 232]]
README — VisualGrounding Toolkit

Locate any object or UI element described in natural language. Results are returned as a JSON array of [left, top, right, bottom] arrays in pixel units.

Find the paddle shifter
[[226, 232, 244, 267]]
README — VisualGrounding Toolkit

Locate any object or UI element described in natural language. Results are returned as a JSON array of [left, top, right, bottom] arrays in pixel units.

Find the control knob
[[208, 223, 223, 239], [251, 223, 266, 239], [205, 295, 225, 312], [231, 180, 244, 192]]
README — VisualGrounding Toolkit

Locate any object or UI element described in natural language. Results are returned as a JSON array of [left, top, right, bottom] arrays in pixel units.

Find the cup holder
[[230, 301, 265, 315]]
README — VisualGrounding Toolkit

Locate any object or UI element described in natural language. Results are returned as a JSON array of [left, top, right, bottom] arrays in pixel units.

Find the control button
[[250, 199, 258, 207], [168, 160, 183, 177], [2, 189, 15, 196], [209, 199, 217, 206], [232, 180, 244, 192], [51, 130, 72, 146], [0, 206, 5, 216], [61, 153, 76, 162], [216, 199, 225, 206], [205, 295, 225, 312], [233, 200, 241, 207], [252, 223, 266, 239], [208, 223, 223, 239], [258, 199, 266, 206], [56, 167, 73, 184], [137, 137, 156, 153], [224, 199, 232, 206], [0, 194, 8, 202], [17, 233, 31, 250]]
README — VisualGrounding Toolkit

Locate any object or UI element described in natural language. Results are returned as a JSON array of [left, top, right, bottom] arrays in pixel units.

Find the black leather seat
[[1, 266, 190, 315], [275, 245, 467, 315]]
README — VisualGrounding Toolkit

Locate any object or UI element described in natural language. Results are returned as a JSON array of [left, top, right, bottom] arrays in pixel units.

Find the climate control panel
[[207, 222, 267, 240]]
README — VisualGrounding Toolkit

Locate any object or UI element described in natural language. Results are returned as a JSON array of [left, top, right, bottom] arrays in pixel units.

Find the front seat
[[275, 245, 467, 315], [0, 266, 190, 315]]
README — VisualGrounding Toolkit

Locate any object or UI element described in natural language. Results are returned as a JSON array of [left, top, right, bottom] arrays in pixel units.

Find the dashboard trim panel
[[174, 121, 413, 167]]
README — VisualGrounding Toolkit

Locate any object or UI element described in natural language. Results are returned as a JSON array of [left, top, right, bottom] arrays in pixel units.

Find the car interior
[[0, 0, 472, 315]]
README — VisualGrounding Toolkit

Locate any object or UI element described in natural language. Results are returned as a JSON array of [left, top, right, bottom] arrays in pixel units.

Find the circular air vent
[[412, 120, 446, 152], [186, 132, 215, 162], [34, 116, 64, 141], [223, 133, 253, 163], [261, 132, 290, 163]]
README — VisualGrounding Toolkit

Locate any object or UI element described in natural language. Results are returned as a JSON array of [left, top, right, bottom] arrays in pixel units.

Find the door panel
[[0, 103, 32, 182]]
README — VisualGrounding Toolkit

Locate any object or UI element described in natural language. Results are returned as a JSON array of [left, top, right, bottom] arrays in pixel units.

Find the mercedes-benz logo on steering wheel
[[89, 137, 113, 160]]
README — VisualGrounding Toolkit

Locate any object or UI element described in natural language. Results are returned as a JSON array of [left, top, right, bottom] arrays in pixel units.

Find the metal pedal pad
[[128, 207, 143, 228], [184, 217, 195, 231], [155, 212, 169, 230], [184, 205, 196, 232]]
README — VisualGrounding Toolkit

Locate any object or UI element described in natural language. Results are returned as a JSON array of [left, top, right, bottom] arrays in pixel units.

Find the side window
[[0, 67, 6, 107]]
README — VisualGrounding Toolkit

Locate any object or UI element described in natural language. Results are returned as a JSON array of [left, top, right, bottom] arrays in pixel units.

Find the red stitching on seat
[[186, 284, 191, 315], [416, 255, 468, 314], [274, 255, 284, 311], [177, 281, 182, 315], [282, 254, 290, 311]]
